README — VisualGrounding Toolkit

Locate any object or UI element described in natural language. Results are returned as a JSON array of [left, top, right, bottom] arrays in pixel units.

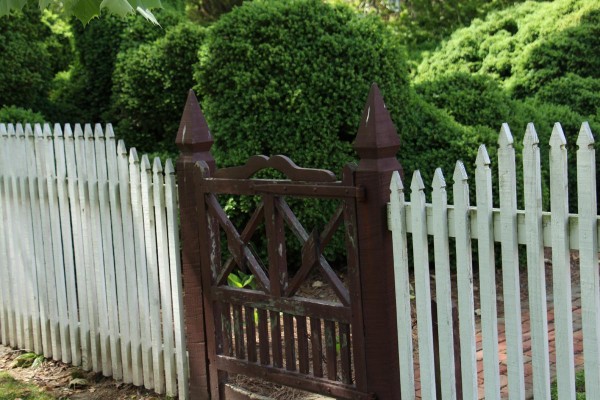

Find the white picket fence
[[390, 122, 600, 399], [0, 123, 188, 399]]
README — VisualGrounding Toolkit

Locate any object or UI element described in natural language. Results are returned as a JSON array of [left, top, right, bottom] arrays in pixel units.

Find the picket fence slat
[[576, 122, 600, 399], [452, 161, 478, 400], [475, 145, 500, 399], [0, 124, 8, 346], [105, 125, 131, 383], [431, 168, 457, 400], [497, 124, 526, 398], [549, 123, 576, 399], [130, 149, 154, 390], [75, 124, 101, 372], [389, 172, 415, 400], [410, 171, 436, 400]]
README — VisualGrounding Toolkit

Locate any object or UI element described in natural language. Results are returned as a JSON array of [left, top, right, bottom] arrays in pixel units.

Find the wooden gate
[[176, 85, 403, 399]]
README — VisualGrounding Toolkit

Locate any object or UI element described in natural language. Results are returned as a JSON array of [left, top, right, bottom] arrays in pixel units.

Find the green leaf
[[242, 275, 255, 289], [100, 0, 133, 18], [0, 0, 27, 16], [227, 273, 243, 288], [67, 0, 102, 25]]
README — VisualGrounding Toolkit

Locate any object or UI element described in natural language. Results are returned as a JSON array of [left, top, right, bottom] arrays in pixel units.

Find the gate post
[[352, 84, 402, 398], [175, 90, 214, 399]]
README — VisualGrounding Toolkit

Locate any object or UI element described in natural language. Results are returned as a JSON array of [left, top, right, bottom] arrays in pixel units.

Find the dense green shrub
[[536, 74, 600, 118], [50, 6, 186, 123], [0, 6, 70, 113], [196, 0, 497, 262], [0, 106, 46, 124], [111, 22, 206, 155], [415, 0, 600, 98]]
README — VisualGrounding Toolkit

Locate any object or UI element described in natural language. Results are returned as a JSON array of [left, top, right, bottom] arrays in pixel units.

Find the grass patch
[[551, 370, 586, 399], [0, 372, 55, 400]]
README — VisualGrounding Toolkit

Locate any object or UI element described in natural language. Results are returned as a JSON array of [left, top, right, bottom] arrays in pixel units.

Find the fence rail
[[0, 123, 188, 399], [390, 121, 598, 399]]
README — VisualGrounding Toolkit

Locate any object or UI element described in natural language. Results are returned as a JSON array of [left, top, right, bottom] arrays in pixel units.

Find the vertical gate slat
[[245, 306, 257, 363], [310, 317, 323, 378], [431, 168, 457, 400], [74, 124, 101, 371], [15, 124, 34, 352], [453, 161, 478, 400], [84, 124, 111, 375], [53, 124, 81, 365], [497, 124, 525, 398], [129, 149, 154, 389], [324, 320, 337, 381], [410, 171, 437, 400], [43, 123, 71, 362], [35, 123, 60, 359], [257, 309, 269, 365], [0, 124, 9, 346], [233, 305, 245, 360], [119, 140, 141, 384], [153, 158, 177, 395], [3, 125, 17, 349], [549, 123, 576, 399], [390, 171, 415, 399], [64, 124, 92, 370], [94, 124, 121, 379], [576, 122, 600, 399], [283, 314, 295, 371], [523, 123, 551, 398], [475, 145, 501, 399], [296, 315, 309, 374], [105, 126, 131, 383], [222, 303, 233, 357], [165, 159, 189, 399], [339, 323, 352, 384], [140, 154, 165, 393], [270, 310, 283, 368]]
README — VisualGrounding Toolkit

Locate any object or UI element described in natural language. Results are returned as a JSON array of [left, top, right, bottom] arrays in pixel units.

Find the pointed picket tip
[[7, 124, 15, 136], [0, 124, 6, 136], [476, 144, 491, 167], [353, 83, 401, 162], [390, 170, 404, 192], [453, 161, 468, 182], [94, 123, 105, 139], [24, 123, 34, 138], [549, 123, 566, 148], [129, 148, 140, 164], [141, 154, 151, 171], [523, 123, 539, 147], [410, 170, 425, 192], [53, 123, 63, 138], [74, 124, 84, 138], [165, 159, 175, 175], [576, 122, 595, 149], [105, 124, 115, 139], [16, 123, 25, 138], [43, 123, 53, 139], [84, 124, 94, 139], [498, 123, 514, 148], [117, 140, 127, 156], [64, 124, 73, 138], [432, 168, 446, 190], [153, 157, 163, 173], [34, 123, 43, 138]]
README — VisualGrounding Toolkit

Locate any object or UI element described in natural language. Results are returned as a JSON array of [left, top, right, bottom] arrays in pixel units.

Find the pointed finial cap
[[476, 145, 491, 166], [577, 121, 595, 148], [353, 84, 401, 168], [498, 123, 513, 148], [117, 140, 127, 155], [176, 90, 215, 169], [64, 124, 73, 138], [410, 170, 425, 191], [549, 123, 566, 148], [453, 161, 468, 182], [523, 123, 539, 147], [153, 157, 163, 173], [165, 159, 175, 174], [129, 148, 139, 163], [432, 168, 446, 189]]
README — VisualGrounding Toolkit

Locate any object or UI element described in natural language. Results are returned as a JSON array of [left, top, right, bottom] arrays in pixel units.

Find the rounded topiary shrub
[[0, 106, 45, 124], [196, 0, 497, 263], [111, 22, 206, 155]]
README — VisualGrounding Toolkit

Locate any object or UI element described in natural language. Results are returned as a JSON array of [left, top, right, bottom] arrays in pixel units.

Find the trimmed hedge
[[0, 106, 46, 124], [111, 22, 206, 155]]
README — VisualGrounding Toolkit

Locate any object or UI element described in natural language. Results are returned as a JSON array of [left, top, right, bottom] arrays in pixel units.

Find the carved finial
[[353, 83, 401, 170], [498, 123, 513, 148], [523, 123, 539, 147], [43, 123, 53, 139], [165, 159, 175, 175], [453, 161, 468, 182], [410, 170, 425, 192], [84, 124, 93, 140], [432, 168, 446, 190], [74, 124, 84, 138], [16, 123, 25, 138], [476, 144, 491, 167], [34, 123, 43, 138], [53, 123, 63, 139], [153, 157, 163, 173], [24, 124, 34, 138], [576, 121, 594, 148], [176, 89, 215, 169], [117, 140, 127, 156], [549, 123, 566, 148], [64, 124, 73, 138], [94, 123, 105, 139], [106, 124, 115, 139], [141, 154, 151, 171], [129, 148, 139, 164], [0, 124, 6, 136], [390, 170, 404, 192]]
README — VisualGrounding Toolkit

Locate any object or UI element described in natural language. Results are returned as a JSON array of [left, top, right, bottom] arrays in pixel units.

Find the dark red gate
[[176, 85, 402, 399]]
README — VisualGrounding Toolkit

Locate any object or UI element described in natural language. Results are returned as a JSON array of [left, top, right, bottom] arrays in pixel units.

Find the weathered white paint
[[0, 123, 187, 398]]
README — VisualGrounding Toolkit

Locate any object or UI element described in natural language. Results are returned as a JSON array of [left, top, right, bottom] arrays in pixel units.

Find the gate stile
[[176, 85, 402, 399]]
